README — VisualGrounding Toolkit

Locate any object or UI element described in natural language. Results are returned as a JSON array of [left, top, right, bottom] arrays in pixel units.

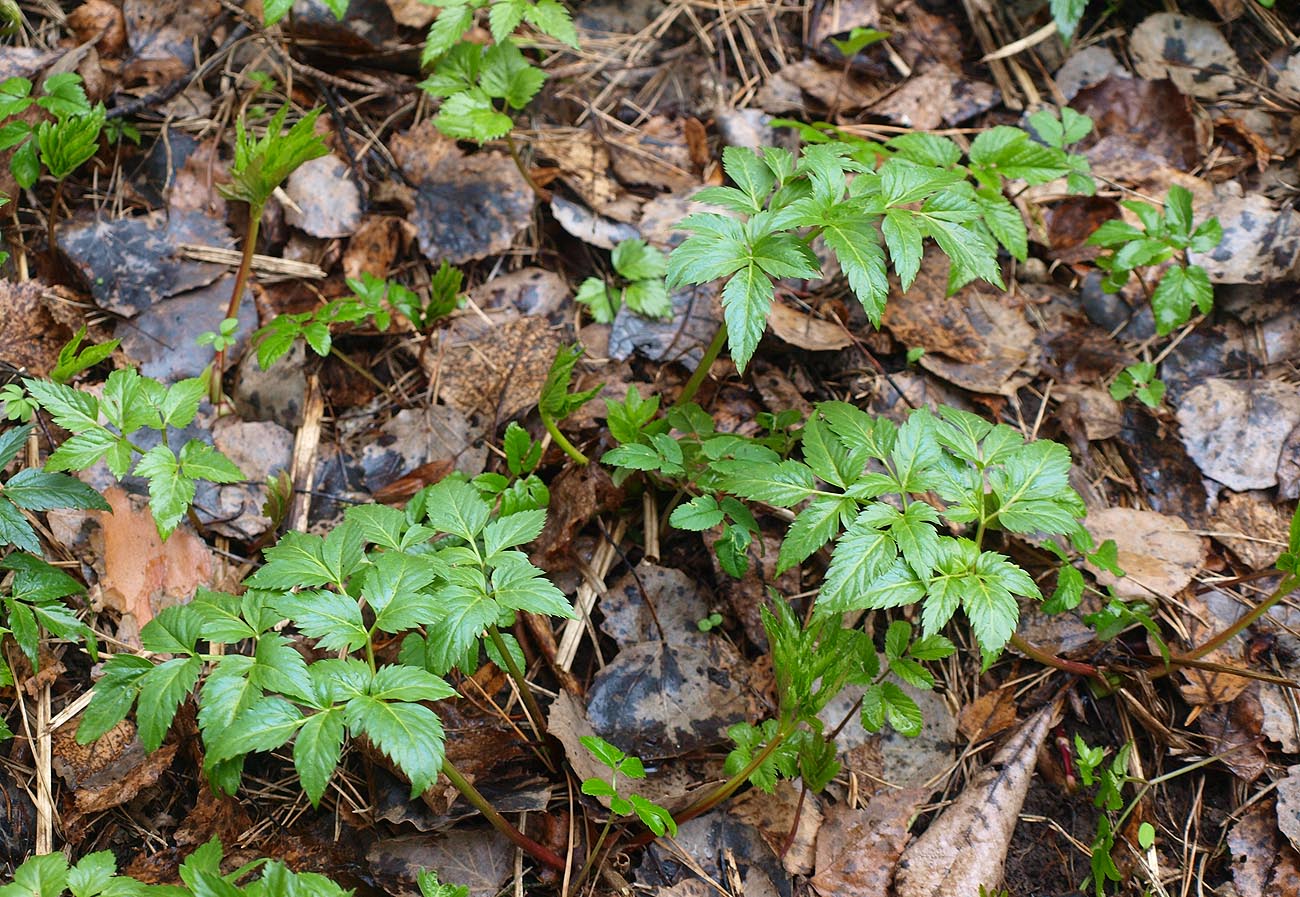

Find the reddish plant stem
[[441, 760, 566, 870], [211, 205, 262, 404]]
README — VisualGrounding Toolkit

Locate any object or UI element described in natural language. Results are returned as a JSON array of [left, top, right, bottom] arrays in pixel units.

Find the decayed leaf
[[1071, 76, 1200, 172], [58, 209, 231, 318], [586, 635, 753, 761], [1085, 507, 1206, 600], [343, 214, 416, 282], [810, 789, 926, 896], [1130, 13, 1245, 100], [1187, 191, 1300, 285], [1175, 593, 1251, 706], [368, 830, 513, 897], [284, 154, 363, 239], [1198, 685, 1267, 783], [957, 687, 1019, 741], [606, 115, 702, 193], [768, 302, 852, 351], [94, 486, 219, 642], [0, 279, 72, 377], [1278, 766, 1300, 856], [433, 315, 563, 422], [731, 781, 824, 875], [52, 720, 178, 814], [1177, 379, 1300, 491], [870, 67, 998, 130], [893, 701, 1058, 897], [599, 563, 715, 647], [882, 251, 1037, 395], [1230, 799, 1300, 897], [390, 121, 534, 264], [1211, 490, 1296, 570]]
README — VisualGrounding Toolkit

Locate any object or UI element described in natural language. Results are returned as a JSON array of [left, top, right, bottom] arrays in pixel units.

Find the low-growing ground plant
[[575, 238, 672, 323], [1, 370, 244, 538], [0, 72, 105, 254], [666, 109, 1096, 400], [75, 478, 573, 869], [1087, 183, 1221, 336]]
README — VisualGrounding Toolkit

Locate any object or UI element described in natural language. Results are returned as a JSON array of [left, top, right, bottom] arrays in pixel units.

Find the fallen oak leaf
[[893, 700, 1060, 897]]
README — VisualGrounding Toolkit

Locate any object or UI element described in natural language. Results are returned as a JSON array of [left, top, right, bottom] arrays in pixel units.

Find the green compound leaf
[[295, 708, 345, 807], [344, 696, 446, 796]]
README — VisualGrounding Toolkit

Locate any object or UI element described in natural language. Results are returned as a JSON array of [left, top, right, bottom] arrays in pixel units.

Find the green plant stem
[[541, 412, 588, 465], [212, 203, 263, 404], [628, 720, 795, 849], [1182, 574, 1298, 660], [572, 817, 615, 893], [675, 323, 729, 407], [440, 759, 566, 870], [486, 625, 553, 752], [327, 346, 398, 404]]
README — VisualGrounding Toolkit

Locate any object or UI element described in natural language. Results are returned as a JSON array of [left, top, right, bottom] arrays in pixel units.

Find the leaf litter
[[4, 1, 1300, 895]]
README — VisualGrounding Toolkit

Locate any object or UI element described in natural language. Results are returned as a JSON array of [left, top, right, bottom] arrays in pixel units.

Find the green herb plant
[[607, 400, 1122, 812], [1109, 362, 1165, 408], [575, 238, 672, 323], [76, 479, 575, 870], [0, 72, 105, 254], [418, 0, 580, 189], [0, 421, 109, 554], [538, 344, 601, 466], [50, 325, 120, 385], [0, 371, 244, 538], [397, 261, 465, 331], [0, 553, 98, 740], [604, 391, 795, 578], [0, 837, 356, 897], [577, 736, 677, 887], [1087, 184, 1222, 336], [666, 110, 1095, 401], [212, 105, 330, 402], [262, 0, 347, 25], [472, 420, 551, 515]]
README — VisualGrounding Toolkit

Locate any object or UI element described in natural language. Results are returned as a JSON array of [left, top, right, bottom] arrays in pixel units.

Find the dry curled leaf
[[893, 702, 1058, 897]]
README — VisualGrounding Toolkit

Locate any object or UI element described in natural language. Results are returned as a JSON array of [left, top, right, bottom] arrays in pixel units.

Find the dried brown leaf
[[893, 702, 1058, 897]]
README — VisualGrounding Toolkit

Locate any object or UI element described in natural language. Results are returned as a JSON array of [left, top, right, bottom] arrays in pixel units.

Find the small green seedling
[[697, 611, 724, 632], [580, 735, 677, 836], [419, 1, 579, 143], [830, 27, 889, 57], [1109, 362, 1165, 408], [254, 272, 398, 369], [1, 371, 244, 538], [473, 420, 550, 514], [418, 870, 469, 897], [197, 317, 241, 354], [538, 344, 601, 466], [1087, 184, 1222, 336], [575, 238, 672, 323], [393, 261, 464, 330], [50, 325, 119, 384]]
